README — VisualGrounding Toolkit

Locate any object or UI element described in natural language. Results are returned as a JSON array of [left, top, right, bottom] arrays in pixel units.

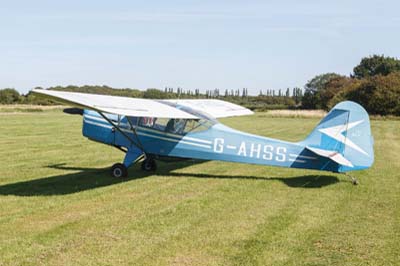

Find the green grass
[[0, 111, 399, 266]]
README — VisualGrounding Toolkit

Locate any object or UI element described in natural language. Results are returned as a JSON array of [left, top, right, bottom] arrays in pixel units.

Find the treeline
[[0, 88, 59, 105], [1, 54, 399, 115], [0, 85, 303, 110], [302, 55, 400, 115]]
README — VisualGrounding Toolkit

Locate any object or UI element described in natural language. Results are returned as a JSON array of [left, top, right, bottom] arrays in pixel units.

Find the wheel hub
[[113, 168, 122, 177]]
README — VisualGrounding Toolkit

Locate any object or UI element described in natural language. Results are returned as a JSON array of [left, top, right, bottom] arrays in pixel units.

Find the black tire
[[141, 158, 157, 171], [111, 163, 128, 178]]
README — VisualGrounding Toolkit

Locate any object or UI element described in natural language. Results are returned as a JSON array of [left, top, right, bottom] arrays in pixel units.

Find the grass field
[[0, 110, 399, 266]]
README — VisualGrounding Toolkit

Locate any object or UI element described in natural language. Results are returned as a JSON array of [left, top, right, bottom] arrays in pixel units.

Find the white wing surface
[[32, 89, 197, 119], [163, 99, 253, 118]]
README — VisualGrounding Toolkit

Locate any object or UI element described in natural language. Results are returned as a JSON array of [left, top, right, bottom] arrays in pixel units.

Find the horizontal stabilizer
[[306, 146, 354, 168]]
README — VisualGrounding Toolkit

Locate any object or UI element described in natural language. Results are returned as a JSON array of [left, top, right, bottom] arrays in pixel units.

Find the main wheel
[[111, 163, 128, 178], [141, 158, 157, 171]]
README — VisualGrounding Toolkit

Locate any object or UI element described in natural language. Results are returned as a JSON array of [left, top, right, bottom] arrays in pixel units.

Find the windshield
[[127, 101, 217, 135]]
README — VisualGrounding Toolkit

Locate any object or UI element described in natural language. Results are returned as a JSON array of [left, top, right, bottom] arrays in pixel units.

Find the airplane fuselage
[[82, 110, 342, 173]]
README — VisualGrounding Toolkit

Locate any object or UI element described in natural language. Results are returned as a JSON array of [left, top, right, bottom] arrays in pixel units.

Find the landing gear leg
[[141, 158, 157, 171]]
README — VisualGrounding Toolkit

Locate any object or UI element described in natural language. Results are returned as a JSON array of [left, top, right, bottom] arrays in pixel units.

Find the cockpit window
[[134, 101, 217, 135], [165, 119, 186, 134], [153, 118, 169, 131], [139, 117, 156, 127], [184, 119, 213, 133], [137, 117, 212, 135]]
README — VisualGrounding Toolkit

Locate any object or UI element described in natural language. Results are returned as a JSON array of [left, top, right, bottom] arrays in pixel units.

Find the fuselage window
[[165, 119, 187, 134], [153, 118, 169, 131], [138, 117, 169, 131], [184, 119, 212, 133], [139, 117, 156, 128], [138, 117, 212, 135]]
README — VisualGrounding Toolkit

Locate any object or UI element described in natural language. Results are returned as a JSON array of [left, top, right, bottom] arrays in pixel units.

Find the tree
[[346, 72, 400, 115], [353, 55, 400, 78], [318, 76, 355, 109], [0, 88, 20, 104], [326, 79, 362, 109], [302, 73, 342, 109], [143, 88, 165, 99], [292, 87, 303, 105]]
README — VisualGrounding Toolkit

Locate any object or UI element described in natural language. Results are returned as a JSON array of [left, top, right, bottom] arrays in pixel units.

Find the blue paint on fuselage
[[82, 111, 337, 172], [81, 100, 374, 173]]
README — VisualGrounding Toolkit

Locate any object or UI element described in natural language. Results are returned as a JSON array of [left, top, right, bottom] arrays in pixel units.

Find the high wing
[[32, 89, 197, 119], [162, 99, 253, 118]]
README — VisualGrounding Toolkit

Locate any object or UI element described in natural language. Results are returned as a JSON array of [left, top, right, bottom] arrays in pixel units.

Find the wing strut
[[126, 116, 146, 152], [98, 112, 145, 153]]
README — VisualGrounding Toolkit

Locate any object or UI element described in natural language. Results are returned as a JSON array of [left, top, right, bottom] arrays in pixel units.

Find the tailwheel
[[345, 173, 359, 186], [111, 163, 128, 178], [141, 158, 157, 171]]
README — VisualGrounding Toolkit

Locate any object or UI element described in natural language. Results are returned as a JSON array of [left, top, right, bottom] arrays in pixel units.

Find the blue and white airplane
[[33, 89, 374, 184]]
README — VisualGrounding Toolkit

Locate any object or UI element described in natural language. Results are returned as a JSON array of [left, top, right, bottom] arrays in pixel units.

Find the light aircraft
[[33, 89, 374, 184]]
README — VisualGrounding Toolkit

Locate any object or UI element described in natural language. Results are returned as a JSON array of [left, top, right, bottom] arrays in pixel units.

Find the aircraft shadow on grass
[[0, 162, 340, 196]]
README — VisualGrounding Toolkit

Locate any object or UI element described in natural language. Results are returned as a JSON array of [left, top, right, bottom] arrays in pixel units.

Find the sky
[[1, 0, 399, 95]]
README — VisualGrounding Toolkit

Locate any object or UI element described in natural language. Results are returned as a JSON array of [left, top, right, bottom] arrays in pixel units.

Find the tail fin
[[301, 101, 374, 172]]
